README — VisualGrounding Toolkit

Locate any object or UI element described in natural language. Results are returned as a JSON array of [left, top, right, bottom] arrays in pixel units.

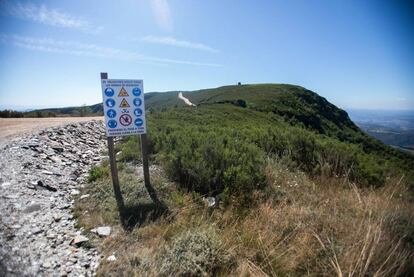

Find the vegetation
[[23, 103, 103, 117], [74, 84, 414, 276], [0, 109, 24, 118]]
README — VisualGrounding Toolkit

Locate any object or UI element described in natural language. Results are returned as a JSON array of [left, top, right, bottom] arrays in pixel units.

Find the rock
[[26, 182, 37, 190], [1, 182, 11, 188], [32, 227, 43, 235], [4, 194, 19, 199], [51, 146, 64, 153], [49, 156, 62, 164], [59, 204, 71, 210], [41, 170, 54, 175], [71, 235, 89, 246], [37, 180, 58, 192], [0, 121, 105, 276], [106, 255, 116, 262], [79, 194, 90, 200], [70, 189, 80, 196], [204, 197, 216, 207], [23, 203, 42, 213], [93, 226, 111, 237], [42, 260, 52, 268], [53, 214, 62, 222]]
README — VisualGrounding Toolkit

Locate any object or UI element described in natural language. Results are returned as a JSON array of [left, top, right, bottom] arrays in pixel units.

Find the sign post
[[100, 72, 154, 221]]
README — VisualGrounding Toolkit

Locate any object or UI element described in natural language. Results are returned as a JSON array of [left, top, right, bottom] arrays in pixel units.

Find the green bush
[[118, 136, 141, 162], [115, 103, 412, 198], [88, 164, 109, 182], [158, 128, 265, 200]]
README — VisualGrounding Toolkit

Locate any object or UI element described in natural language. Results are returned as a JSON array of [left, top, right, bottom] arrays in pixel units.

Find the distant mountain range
[[348, 109, 414, 155]]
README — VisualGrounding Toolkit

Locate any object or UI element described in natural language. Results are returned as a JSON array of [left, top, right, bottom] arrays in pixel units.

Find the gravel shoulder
[[0, 120, 106, 276]]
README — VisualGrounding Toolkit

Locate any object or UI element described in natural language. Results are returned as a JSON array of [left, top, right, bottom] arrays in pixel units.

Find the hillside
[[148, 84, 414, 176], [24, 103, 104, 117], [23, 83, 414, 176], [72, 83, 414, 276]]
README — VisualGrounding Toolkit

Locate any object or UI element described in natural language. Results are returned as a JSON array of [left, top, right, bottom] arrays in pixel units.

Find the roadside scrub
[[74, 157, 414, 276], [73, 105, 414, 276]]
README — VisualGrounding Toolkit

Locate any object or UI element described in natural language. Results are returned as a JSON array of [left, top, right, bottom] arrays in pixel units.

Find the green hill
[[24, 103, 103, 117], [146, 84, 414, 178], [75, 83, 414, 276], [23, 83, 414, 180]]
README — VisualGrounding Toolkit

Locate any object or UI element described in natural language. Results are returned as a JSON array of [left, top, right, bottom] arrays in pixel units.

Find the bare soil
[[0, 117, 103, 148]]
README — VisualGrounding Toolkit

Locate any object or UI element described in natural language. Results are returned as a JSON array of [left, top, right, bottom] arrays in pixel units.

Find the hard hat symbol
[[105, 87, 114, 97]]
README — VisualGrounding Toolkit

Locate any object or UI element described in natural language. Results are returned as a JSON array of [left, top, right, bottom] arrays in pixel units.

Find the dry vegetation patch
[[73, 158, 414, 276]]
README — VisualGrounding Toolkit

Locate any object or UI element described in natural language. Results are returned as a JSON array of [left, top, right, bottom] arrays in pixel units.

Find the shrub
[[119, 136, 141, 162], [159, 128, 265, 201], [159, 228, 225, 276], [88, 164, 109, 182]]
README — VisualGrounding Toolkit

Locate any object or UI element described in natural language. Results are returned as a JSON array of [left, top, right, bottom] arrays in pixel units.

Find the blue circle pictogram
[[134, 118, 143, 127], [133, 98, 142, 107], [108, 119, 117, 129], [105, 98, 115, 108], [107, 109, 116, 118], [134, 108, 143, 116], [105, 87, 114, 97], [132, 87, 142, 96]]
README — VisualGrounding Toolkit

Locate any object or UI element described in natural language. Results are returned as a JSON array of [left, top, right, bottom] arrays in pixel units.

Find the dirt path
[[178, 92, 196, 106], [0, 117, 103, 148]]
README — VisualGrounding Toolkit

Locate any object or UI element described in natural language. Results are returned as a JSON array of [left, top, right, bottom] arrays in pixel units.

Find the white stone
[[106, 255, 116, 262], [1, 182, 11, 188], [96, 226, 111, 237], [71, 235, 89, 246]]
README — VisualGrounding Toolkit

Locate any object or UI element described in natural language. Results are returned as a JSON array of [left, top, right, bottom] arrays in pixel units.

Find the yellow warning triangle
[[119, 98, 130, 108], [118, 87, 129, 97]]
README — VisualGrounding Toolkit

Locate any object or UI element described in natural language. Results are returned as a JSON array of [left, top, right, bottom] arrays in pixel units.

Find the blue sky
[[0, 0, 413, 110]]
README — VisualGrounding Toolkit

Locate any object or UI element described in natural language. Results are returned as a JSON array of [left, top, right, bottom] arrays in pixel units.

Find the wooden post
[[101, 72, 125, 219], [140, 133, 160, 205]]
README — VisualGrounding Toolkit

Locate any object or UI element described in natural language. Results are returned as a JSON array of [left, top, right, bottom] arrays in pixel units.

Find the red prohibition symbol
[[119, 114, 133, 126]]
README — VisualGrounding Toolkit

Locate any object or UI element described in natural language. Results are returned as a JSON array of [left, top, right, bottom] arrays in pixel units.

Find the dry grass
[[74, 159, 414, 276], [219, 159, 414, 276]]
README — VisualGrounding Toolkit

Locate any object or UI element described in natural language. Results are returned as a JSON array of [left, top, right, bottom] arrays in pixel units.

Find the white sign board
[[101, 79, 146, 137]]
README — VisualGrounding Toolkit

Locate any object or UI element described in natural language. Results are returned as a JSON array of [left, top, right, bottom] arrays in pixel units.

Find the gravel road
[[0, 120, 106, 276]]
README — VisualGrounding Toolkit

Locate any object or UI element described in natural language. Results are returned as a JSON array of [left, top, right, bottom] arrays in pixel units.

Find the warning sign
[[119, 98, 130, 108], [101, 79, 146, 137], [118, 87, 129, 97]]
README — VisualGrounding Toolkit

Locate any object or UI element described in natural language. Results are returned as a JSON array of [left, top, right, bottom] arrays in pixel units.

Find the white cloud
[[150, 0, 173, 32], [0, 34, 222, 67], [142, 35, 219, 53], [5, 2, 102, 34]]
